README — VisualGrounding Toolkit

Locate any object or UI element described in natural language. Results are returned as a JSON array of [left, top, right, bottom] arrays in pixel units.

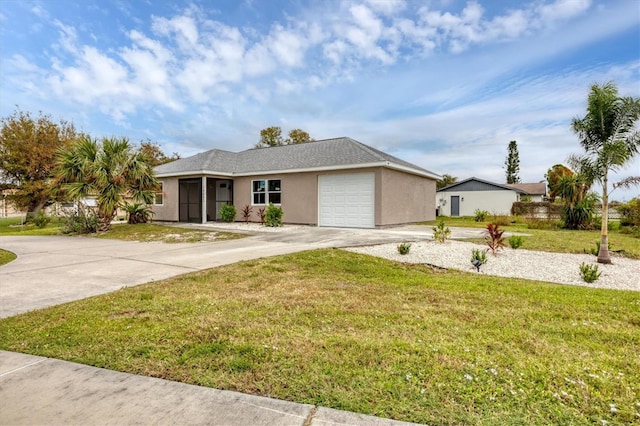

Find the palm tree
[[570, 82, 640, 264], [56, 135, 158, 232]]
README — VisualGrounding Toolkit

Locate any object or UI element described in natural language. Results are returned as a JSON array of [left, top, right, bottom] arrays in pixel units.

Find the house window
[[154, 182, 164, 205], [252, 179, 281, 205]]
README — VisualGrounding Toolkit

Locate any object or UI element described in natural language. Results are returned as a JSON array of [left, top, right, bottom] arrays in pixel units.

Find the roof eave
[[155, 170, 234, 178], [156, 162, 440, 180]]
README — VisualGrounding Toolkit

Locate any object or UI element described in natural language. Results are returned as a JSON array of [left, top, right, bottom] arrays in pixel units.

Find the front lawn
[[1, 249, 637, 425], [422, 217, 640, 259], [0, 218, 245, 243], [94, 223, 246, 243], [0, 217, 61, 236]]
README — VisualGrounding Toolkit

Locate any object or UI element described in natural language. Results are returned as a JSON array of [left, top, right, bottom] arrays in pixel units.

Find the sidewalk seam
[[0, 358, 48, 378]]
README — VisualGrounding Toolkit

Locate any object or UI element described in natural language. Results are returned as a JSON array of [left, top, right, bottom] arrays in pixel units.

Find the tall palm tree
[[56, 135, 158, 232], [570, 82, 640, 264]]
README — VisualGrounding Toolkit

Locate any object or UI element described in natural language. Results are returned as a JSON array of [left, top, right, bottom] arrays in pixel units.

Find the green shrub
[[474, 209, 489, 222], [219, 204, 236, 223], [123, 203, 154, 224], [32, 210, 51, 228], [432, 220, 451, 243], [562, 193, 598, 230], [617, 198, 640, 227], [397, 242, 411, 255], [579, 262, 601, 283], [508, 235, 524, 249], [61, 205, 98, 234], [264, 203, 283, 227], [470, 248, 487, 272]]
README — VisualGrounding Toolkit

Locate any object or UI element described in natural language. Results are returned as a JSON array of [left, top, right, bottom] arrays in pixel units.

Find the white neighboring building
[[436, 177, 547, 217]]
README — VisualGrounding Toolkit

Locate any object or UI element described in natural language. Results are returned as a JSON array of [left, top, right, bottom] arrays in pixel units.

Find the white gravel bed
[[346, 241, 640, 292], [188, 222, 310, 233]]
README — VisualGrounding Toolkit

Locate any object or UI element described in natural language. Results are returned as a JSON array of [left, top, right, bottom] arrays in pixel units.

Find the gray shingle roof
[[155, 137, 439, 179]]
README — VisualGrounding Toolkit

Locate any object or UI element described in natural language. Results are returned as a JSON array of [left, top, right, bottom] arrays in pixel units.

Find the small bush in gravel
[[579, 262, 601, 283], [264, 203, 283, 227], [470, 248, 488, 272], [219, 204, 236, 223], [397, 242, 411, 255], [432, 220, 451, 243], [508, 235, 524, 249]]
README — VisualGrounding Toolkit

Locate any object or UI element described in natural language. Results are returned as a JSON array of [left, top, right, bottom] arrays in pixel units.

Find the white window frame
[[154, 181, 164, 206], [251, 179, 281, 206]]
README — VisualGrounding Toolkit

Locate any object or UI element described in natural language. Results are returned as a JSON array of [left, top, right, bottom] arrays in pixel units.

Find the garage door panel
[[319, 173, 374, 228]]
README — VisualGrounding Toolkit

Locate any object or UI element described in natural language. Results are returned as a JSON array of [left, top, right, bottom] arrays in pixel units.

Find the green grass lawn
[[0, 217, 245, 243], [94, 223, 246, 243], [422, 217, 640, 259], [0, 217, 61, 236], [1, 249, 638, 425], [0, 248, 17, 265]]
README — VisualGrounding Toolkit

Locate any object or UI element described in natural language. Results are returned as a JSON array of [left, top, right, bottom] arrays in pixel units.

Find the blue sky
[[1, 0, 639, 200]]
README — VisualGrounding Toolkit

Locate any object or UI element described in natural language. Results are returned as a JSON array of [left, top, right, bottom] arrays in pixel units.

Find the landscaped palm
[[56, 136, 158, 232], [570, 82, 640, 264]]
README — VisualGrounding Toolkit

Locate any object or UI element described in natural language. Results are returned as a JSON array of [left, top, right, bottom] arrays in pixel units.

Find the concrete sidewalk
[[0, 351, 417, 426]]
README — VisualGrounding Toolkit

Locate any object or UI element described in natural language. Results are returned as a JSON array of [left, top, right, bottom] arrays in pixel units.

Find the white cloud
[[537, 0, 591, 24], [364, 0, 406, 16]]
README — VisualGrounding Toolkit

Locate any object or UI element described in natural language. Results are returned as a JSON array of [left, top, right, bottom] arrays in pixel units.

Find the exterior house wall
[[155, 167, 437, 226], [436, 190, 518, 217], [234, 172, 319, 225], [379, 168, 436, 225], [152, 177, 179, 221]]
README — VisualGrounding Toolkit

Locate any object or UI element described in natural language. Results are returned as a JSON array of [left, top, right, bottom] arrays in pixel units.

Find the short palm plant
[[56, 136, 158, 232], [123, 202, 154, 224]]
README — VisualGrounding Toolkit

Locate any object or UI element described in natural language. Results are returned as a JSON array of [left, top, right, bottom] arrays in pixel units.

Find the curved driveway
[[0, 225, 482, 318]]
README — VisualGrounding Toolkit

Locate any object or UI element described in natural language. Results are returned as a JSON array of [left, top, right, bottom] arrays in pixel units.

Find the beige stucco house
[[436, 177, 547, 217], [152, 137, 441, 228]]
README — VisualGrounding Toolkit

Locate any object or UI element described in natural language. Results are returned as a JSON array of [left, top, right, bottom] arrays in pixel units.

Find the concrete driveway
[[0, 225, 483, 318]]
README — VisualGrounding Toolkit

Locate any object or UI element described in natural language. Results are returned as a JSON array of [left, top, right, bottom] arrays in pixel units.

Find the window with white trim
[[252, 179, 281, 205], [154, 182, 164, 205]]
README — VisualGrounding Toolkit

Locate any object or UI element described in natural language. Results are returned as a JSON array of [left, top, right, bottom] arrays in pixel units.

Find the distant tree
[[436, 174, 458, 190], [570, 81, 640, 264], [545, 164, 574, 202], [557, 172, 595, 230], [0, 108, 78, 216], [139, 139, 180, 167], [55, 136, 158, 232], [505, 140, 520, 184], [285, 128, 313, 145], [255, 126, 313, 148], [255, 126, 284, 148]]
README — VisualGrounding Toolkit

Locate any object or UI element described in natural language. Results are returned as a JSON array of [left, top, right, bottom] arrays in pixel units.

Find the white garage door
[[318, 173, 375, 228]]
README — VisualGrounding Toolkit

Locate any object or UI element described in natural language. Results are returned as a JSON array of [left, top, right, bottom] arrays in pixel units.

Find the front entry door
[[451, 196, 460, 217], [179, 179, 202, 223]]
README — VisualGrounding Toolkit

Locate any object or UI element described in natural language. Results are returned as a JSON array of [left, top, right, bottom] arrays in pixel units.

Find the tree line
[[0, 109, 178, 230]]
